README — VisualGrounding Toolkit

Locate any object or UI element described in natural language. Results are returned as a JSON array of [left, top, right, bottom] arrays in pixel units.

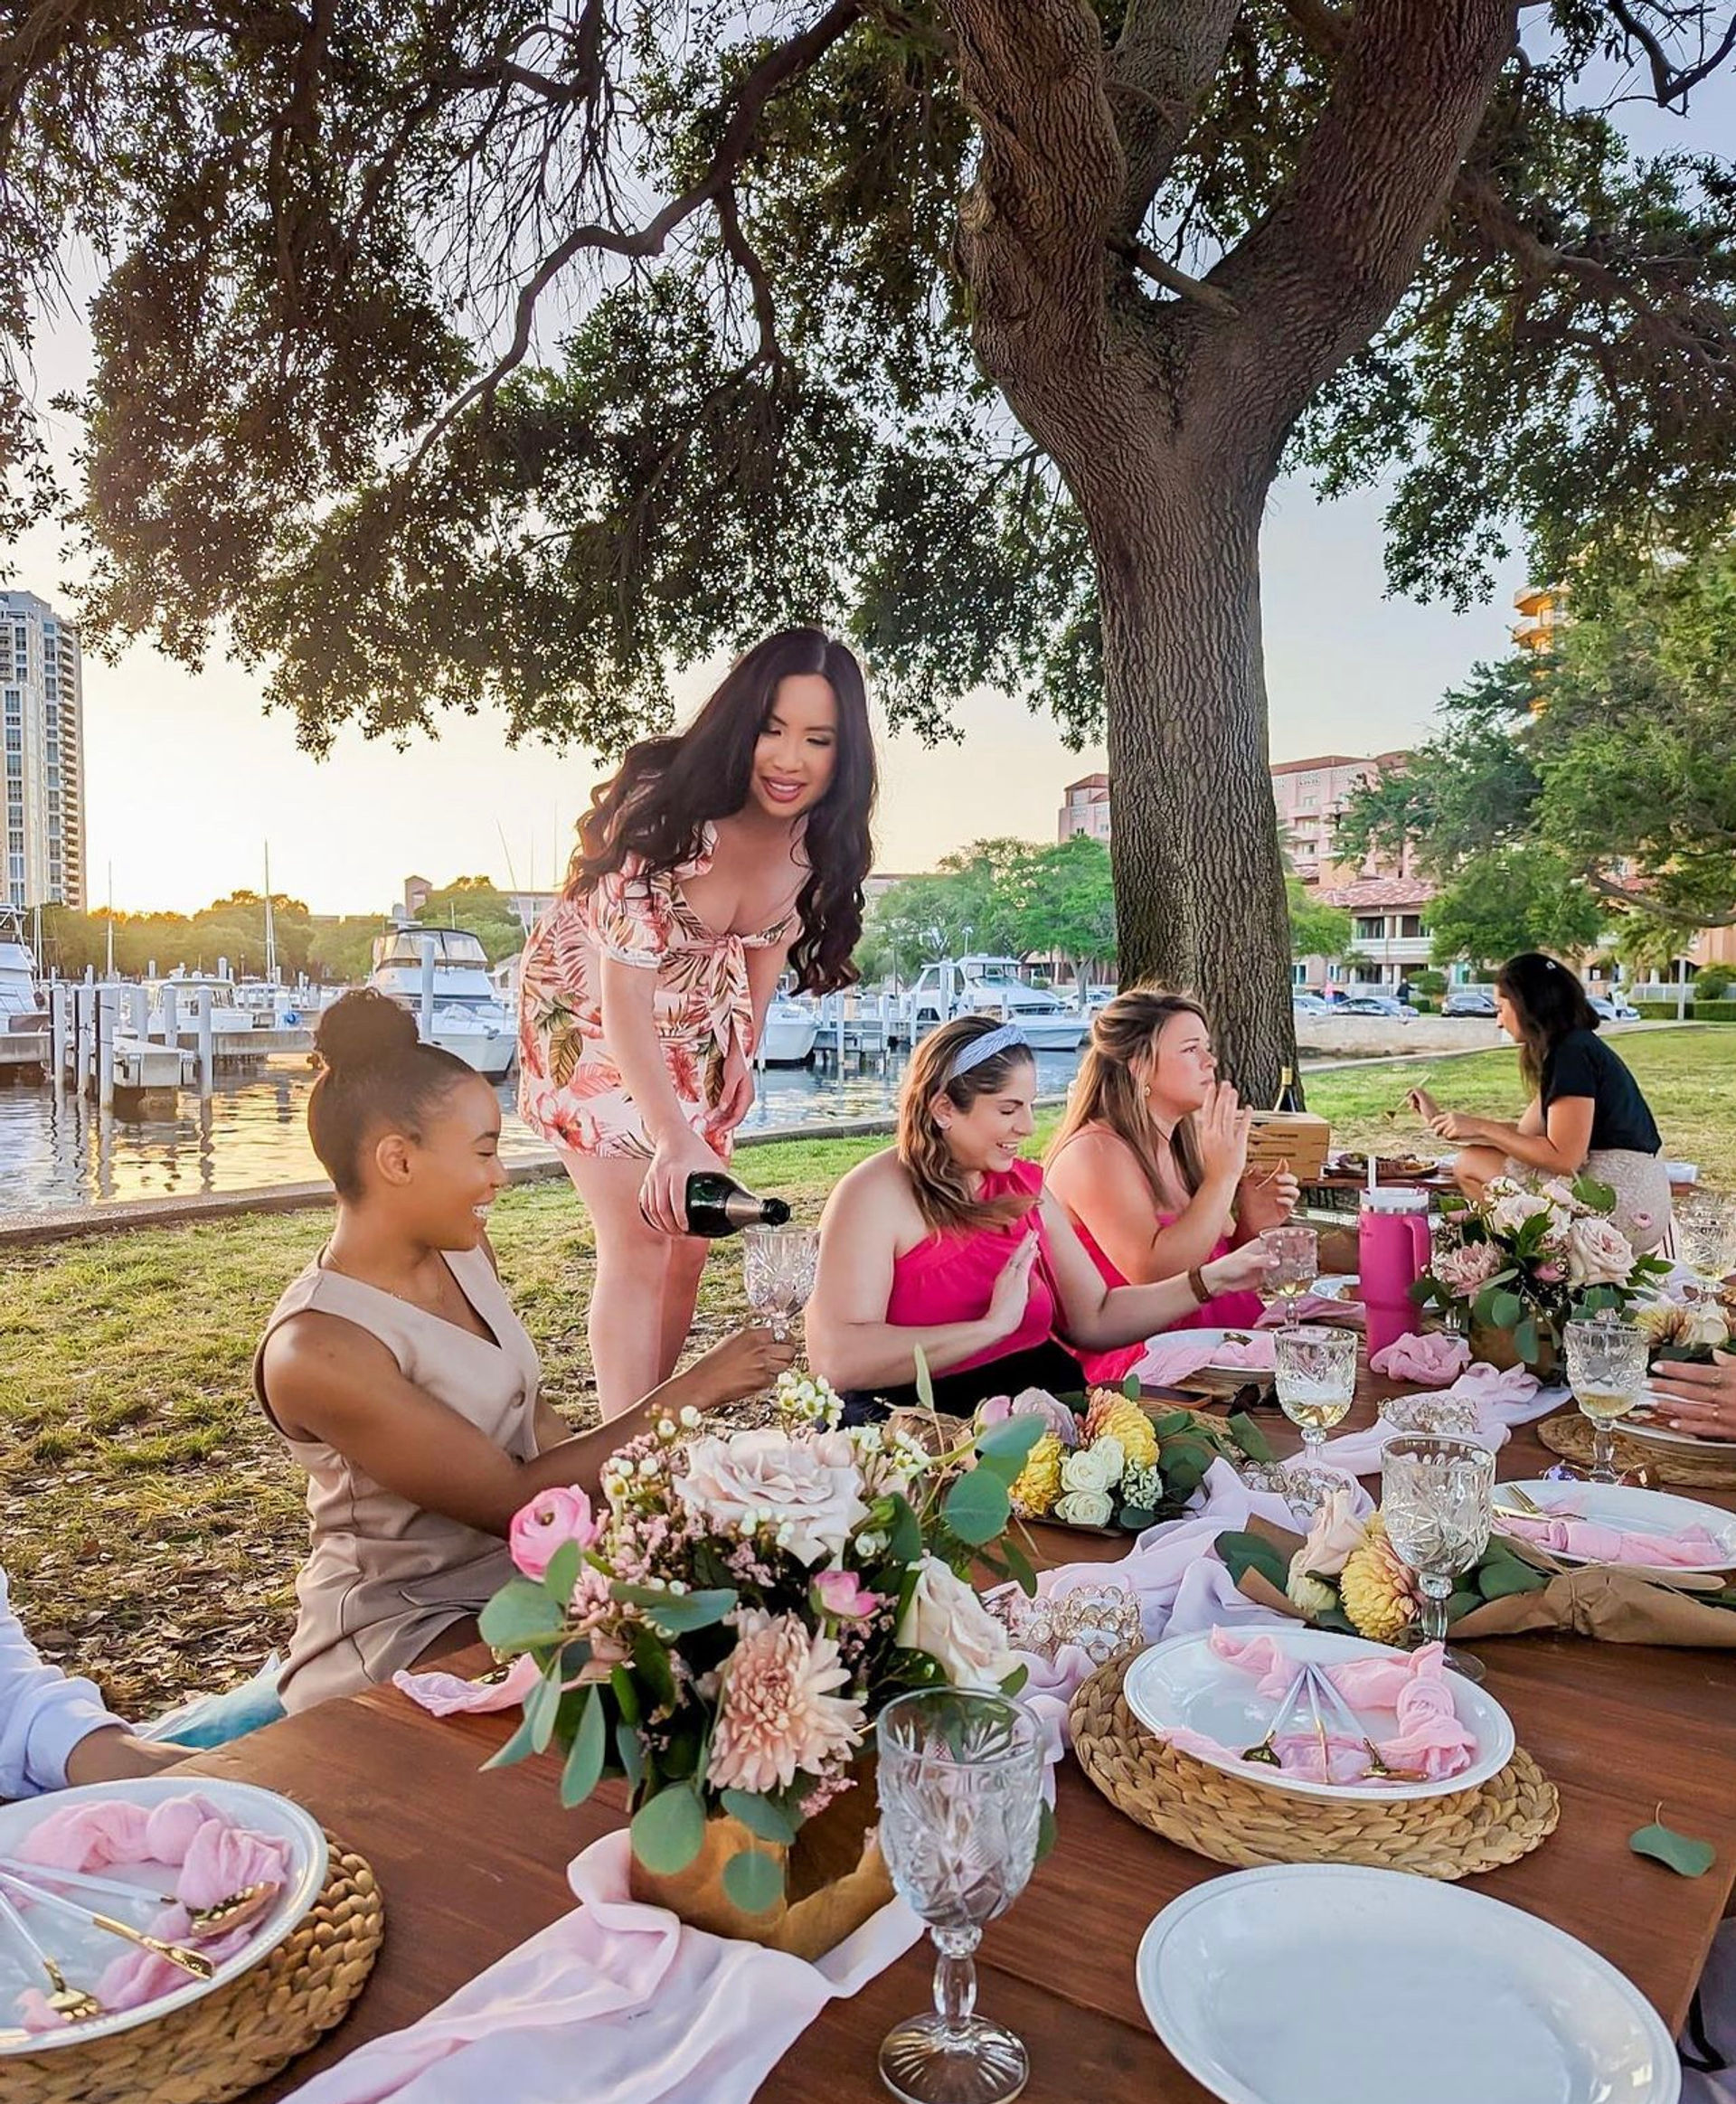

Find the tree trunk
[[1090, 467, 1297, 1103]]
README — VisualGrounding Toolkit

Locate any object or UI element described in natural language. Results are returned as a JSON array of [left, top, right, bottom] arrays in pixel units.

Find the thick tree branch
[[1106, 0, 1243, 239], [408, 0, 863, 469], [1216, 0, 1517, 436], [1114, 234, 1240, 316], [1583, 863, 1736, 927]]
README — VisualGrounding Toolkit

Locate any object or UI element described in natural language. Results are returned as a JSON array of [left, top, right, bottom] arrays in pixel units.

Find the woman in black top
[[1410, 953, 1670, 1251]]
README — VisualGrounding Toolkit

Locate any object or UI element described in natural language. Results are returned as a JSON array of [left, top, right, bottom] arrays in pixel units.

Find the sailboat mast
[[263, 842, 278, 983]]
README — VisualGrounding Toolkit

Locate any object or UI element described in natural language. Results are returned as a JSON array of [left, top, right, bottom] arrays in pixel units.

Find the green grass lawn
[[3, 1025, 1730, 1720]]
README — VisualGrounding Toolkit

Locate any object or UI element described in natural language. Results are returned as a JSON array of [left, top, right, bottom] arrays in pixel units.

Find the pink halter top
[[885, 1160, 1056, 1376]]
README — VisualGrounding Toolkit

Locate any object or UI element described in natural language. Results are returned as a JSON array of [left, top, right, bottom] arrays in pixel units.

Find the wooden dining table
[[183, 1382, 1736, 2103]]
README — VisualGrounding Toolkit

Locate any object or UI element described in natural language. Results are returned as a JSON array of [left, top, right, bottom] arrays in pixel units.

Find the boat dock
[[2, 983, 315, 1112]]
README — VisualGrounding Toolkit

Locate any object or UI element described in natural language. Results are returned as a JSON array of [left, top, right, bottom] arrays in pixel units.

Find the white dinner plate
[[1121, 1627, 1513, 1805], [1494, 1478, 1736, 1571], [1137, 1863, 1679, 2104], [1310, 1274, 1358, 1301], [0, 1778, 327, 2053], [1623, 1392, 1736, 1450]]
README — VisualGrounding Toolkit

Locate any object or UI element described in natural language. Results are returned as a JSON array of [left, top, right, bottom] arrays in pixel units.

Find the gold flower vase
[[627, 1762, 892, 1959]]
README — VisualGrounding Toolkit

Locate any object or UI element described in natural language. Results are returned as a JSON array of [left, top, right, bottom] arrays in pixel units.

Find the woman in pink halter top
[[806, 1015, 1272, 1420], [1046, 989, 1303, 1386]]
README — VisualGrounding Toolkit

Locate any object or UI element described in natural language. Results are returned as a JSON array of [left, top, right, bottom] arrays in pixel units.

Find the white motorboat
[[0, 909, 45, 1032], [903, 956, 1088, 1052], [150, 972, 254, 1036], [758, 997, 819, 1065], [370, 923, 516, 1080]]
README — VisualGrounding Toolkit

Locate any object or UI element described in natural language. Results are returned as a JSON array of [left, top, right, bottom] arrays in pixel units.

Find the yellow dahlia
[[1082, 1392, 1159, 1469], [1338, 1515, 1421, 1645], [1009, 1432, 1064, 1517]]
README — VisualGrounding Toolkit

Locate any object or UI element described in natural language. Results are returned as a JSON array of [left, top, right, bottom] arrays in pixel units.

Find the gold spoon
[[1306, 1663, 1428, 1784], [1240, 1664, 1310, 1767], [0, 1857, 277, 1941], [0, 1872, 213, 1980], [185, 1882, 278, 1936], [0, 1885, 103, 2024]]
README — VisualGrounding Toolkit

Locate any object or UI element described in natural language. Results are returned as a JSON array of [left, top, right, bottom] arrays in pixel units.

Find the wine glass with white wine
[[1257, 1224, 1319, 1327], [1564, 1314, 1649, 1486], [1273, 1322, 1360, 1514]]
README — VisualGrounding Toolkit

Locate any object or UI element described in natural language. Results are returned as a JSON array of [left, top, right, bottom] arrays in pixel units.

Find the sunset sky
[[7, 63, 1724, 920]]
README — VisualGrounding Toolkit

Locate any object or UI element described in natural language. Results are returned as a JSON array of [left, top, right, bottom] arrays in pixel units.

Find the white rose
[[1286, 1553, 1337, 1619], [1487, 1187, 1552, 1239], [675, 1429, 868, 1567], [1061, 1436, 1125, 1496], [1294, 1484, 1365, 1579], [1564, 1215, 1636, 1289], [1054, 1489, 1116, 1528], [896, 1559, 1017, 1691]]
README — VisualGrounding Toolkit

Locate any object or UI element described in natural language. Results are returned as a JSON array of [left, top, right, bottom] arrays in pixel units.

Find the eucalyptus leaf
[[610, 1663, 641, 1727], [1000, 1533, 1039, 1597], [481, 1709, 540, 1771], [525, 1666, 563, 1754], [1216, 1529, 1290, 1593], [1489, 1288, 1524, 1330], [1034, 1799, 1058, 1863], [944, 1467, 1011, 1545], [630, 1783, 706, 1876], [1227, 1411, 1273, 1463], [560, 1688, 609, 1807], [722, 1845, 786, 1916], [1117, 1505, 1156, 1533], [1122, 1373, 1144, 1401], [543, 1541, 581, 1612], [615, 1721, 646, 1791], [1630, 1818, 1716, 1877], [721, 1788, 798, 1845], [1477, 1553, 1548, 1601], [478, 1579, 567, 1652], [1000, 1661, 1029, 1698], [885, 1494, 924, 1567], [1513, 1316, 1539, 1363], [642, 1588, 739, 1636], [974, 1414, 1045, 1468], [913, 1343, 937, 1414]]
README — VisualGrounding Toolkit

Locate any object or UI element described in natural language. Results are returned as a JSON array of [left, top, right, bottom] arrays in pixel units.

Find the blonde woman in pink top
[[807, 1014, 1271, 1419], [1046, 988, 1301, 1384]]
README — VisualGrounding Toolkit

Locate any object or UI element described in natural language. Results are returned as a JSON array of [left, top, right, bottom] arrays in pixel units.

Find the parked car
[[1442, 986, 1498, 1018], [1589, 994, 1641, 1023], [1338, 992, 1418, 1019], [1291, 990, 1334, 1015]]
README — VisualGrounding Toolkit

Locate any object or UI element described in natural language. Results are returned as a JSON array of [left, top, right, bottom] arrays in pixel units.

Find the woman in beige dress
[[257, 991, 791, 1712]]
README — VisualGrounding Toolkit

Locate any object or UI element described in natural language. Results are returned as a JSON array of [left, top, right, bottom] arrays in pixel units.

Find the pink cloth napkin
[[1159, 1631, 1477, 1783], [9, 1793, 292, 2029], [1005, 1460, 1374, 1759], [1258, 1294, 1365, 1329], [1133, 1330, 1276, 1387], [1368, 1332, 1472, 1385], [1309, 1362, 1560, 1478], [1498, 1511, 1730, 1569], [392, 1656, 542, 1716], [281, 1830, 920, 2104]]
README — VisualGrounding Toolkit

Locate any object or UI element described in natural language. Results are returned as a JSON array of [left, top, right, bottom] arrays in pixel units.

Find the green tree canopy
[[1337, 540, 1736, 944], [1014, 835, 1118, 984], [1286, 877, 1354, 964], [4, 2, 1735, 1091], [1420, 844, 1606, 968]]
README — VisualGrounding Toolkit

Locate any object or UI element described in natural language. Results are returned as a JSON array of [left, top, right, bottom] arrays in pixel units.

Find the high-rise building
[[0, 590, 85, 910]]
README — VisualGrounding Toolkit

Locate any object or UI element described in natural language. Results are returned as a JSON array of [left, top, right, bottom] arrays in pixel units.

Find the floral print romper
[[517, 826, 796, 1161]]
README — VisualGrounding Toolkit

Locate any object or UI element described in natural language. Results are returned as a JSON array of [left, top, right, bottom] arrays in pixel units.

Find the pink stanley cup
[[1359, 1193, 1433, 1359]]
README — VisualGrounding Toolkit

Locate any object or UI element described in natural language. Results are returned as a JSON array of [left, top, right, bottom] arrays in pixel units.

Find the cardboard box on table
[[1245, 1111, 1331, 1183]]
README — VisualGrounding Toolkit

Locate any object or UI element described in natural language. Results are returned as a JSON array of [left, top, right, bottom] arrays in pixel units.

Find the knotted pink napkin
[[281, 1830, 920, 2104], [1498, 1511, 1729, 1569], [393, 1655, 542, 1716], [1133, 1330, 1276, 1387], [1308, 1361, 1558, 1477], [1369, 1332, 1472, 1385], [1258, 1294, 1365, 1329], [9, 1794, 291, 2029], [1161, 1631, 1477, 1783]]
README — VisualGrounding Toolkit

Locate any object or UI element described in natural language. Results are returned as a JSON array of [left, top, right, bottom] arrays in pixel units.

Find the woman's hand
[[1407, 1086, 1441, 1122], [1238, 1164, 1300, 1234], [706, 1042, 757, 1139], [681, 1326, 798, 1404], [1428, 1109, 1474, 1144], [1646, 1353, 1736, 1441], [1195, 1081, 1253, 1186], [1203, 1241, 1275, 1297], [985, 1235, 1041, 1342], [639, 1125, 727, 1235]]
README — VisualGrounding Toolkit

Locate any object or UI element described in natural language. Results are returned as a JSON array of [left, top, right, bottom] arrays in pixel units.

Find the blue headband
[[946, 1022, 1031, 1083]]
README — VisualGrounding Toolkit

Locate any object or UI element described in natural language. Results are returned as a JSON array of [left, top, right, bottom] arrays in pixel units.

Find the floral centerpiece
[[478, 1363, 1048, 1958], [1415, 1174, 1670, 1374], [1633, 1294, 1731, 1366], [975, 1381, 1273, 1533]]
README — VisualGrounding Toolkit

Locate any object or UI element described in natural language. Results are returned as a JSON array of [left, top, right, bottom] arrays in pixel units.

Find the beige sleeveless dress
[[254, 1243, 542, 1713]]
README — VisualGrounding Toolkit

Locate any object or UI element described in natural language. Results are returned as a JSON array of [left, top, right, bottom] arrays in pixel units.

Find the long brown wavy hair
[[898, 1015, 1040, 1235], [566, 627, 876, 993], [1046, 987, 1210, 1205], [1495, 951, 1599, 1093]]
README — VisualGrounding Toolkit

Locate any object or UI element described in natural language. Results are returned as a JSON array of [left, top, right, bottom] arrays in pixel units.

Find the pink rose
[[975, 1386, 1080, 1448], [1431, 1241, 1502, 1299], [508, 1486, 599, 1580], [1565, 1215, 1636, 1289], [813, 1569, 883, 1621]]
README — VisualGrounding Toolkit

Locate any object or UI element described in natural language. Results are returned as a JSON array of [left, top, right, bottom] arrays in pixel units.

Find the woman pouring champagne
[[517, 628, 877, 1417]]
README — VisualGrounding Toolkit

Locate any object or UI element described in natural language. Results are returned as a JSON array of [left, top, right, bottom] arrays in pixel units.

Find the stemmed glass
[[1381, 1434, 1495, 1682], [741, 1225, 819, 1342], [1272, 1323, 1360, 1514], [1673, 1194, 1736, 1297], [875, 1691, 1044, 2104], [1258, 1225, 1319, 1326], [1564, 1313, 1649, 1486]]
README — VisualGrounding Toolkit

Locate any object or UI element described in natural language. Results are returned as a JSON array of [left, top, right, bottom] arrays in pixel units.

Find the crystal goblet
[[1564, 1313, 1649, 1486], [1257, 1224, 1319, 1327], [1381, 1433, 1495, 1682], [1273, 1322, 1360, 1514], [875, 1691, 1044, 2104], [741, 1225, 819, 1343]]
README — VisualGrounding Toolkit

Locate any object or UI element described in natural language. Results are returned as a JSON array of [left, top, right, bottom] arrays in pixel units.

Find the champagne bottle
[[1272, 1065, 1302, 1114], [675, 1171, 791, 1237]]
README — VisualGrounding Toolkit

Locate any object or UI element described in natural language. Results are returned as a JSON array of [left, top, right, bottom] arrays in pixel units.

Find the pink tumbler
[[1359, 1192, 1432, 1359]]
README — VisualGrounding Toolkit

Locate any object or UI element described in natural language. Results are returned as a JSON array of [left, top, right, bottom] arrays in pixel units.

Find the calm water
[[0, 1049, 1089, 1215]]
